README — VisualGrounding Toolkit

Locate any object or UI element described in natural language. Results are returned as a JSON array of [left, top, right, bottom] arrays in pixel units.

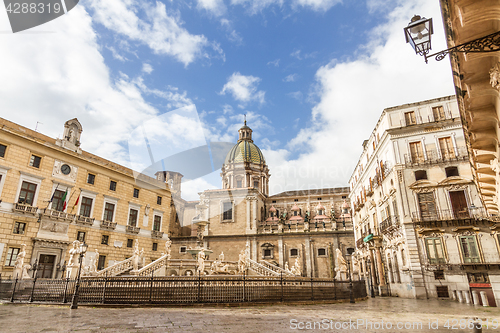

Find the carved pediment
[[438, 176, 472, 187], [409, 180, 438, 191]]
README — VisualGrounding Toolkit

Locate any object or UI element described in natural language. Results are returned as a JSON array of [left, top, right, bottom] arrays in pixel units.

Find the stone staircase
[[246, 258, 295, 277]]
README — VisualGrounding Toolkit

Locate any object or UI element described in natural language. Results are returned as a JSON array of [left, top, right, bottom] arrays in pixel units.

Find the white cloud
[[287, 91, 303, 100], [220, 72, 266, 104], [292, 0, 342, 11], [283, 74, 298, 82], [220, 19, 243, 44], [87, 0, 219, 66], [265, 0, 455, 194], [230, 0, 341, 13], [290, 49, 317, 60], [0, 5, 205, 173], [267, 59, 280, 67], [197, 0, 227, 16], [107, 45, 128, 61], [142, 63, 154, 74]]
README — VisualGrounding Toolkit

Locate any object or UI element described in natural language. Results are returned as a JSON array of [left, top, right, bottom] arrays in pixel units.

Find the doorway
[[449, 190, 468, 218], [37, 254, 56, 278]]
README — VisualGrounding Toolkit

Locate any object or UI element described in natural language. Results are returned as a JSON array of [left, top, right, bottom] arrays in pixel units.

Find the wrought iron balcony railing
[[411, 207, 488, 223], [404, 147, 468, 166], [379, 216, 400, 234]]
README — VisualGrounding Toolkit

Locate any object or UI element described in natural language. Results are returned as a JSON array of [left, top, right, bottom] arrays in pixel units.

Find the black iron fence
[[1, 276, 366, 305]]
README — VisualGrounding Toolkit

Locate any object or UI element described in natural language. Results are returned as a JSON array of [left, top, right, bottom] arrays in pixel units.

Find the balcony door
[[449, 190, 469, 218], [409, 142, 424, 163], [417, 192, 437, 221]]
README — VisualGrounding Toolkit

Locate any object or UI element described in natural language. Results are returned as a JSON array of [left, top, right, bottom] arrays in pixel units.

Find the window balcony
[[13, 203, 38, 215], [379, 215, 400, 234], [404, 147, 468, 167], [411, 207, 488, 224], [151, 230, 164, 239], [126, 225, 140, 234], [41, 208, 75, 222], [75, 215, 95, 226], [100, 220, 117, 230]]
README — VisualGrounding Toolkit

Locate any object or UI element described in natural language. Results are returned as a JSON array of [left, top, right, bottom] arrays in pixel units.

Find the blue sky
[[0, 0, 455, 200]]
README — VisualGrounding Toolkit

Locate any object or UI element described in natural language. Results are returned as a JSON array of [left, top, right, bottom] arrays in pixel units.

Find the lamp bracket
[[426, 30, 500, 63]]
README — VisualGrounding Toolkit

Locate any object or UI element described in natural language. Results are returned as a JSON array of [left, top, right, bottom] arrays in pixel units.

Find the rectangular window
[[133, 188, 139, 198], [253, 181, 259, 189], [101, 235, 109, 245], [317, 248, 326, 256], [153, 215, 161, 231], [87, 173, 95, 185], [436, 286, 449, 298], [439, 136, 455, 159], [51, 189, 66, 212], [79, 197, 93, 217], [77, 231, 85, 242], [180, 246, 187, 253], [4, 247, 20, 266], [236, 180, 242, 188], [18, 181, 37, 205], [0, 144, 6, 158], [13, 222, 26, 235], [460, 236, 481, 263], [434, 270, 445, 280], [404, 111, 416, 125], [127, 239, 133, 248], [103, 203, 115, 222], [409, 141, 424, 163], [109, 180, 117, 191], [128, 209, 138, 226], [290, 249, 298, 257], [222, 202, 232, 220], [263, 249, 272, 258], [432, 106, 445, 121], [97, 255, 106, 270], [425, 237, 446, 264], [157, 196, 162, 205], [152, 243, 158, 251], [29, 155, 41, 168]]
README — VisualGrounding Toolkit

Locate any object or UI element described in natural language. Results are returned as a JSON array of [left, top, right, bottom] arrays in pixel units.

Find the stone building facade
[[439, 0, 500, 214], [350, 96, 500, 306], [0, 118, 178, 279], [168, 122, 355, 278]]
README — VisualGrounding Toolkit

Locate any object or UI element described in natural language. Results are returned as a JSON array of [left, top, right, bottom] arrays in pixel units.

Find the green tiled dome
[[224, 140, 266, 165]]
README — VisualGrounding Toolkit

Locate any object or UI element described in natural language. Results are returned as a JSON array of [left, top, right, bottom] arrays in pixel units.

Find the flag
[[73, 195, 80, 208], [49, 184, 60, 203], [61, 190, 68, 211]]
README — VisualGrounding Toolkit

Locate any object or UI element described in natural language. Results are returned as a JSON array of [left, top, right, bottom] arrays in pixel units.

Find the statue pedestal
[[335, 270, 347, 280], [66, 265, 79, 279]]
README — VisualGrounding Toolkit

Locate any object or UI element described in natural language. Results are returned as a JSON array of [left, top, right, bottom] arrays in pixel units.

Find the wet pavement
[[1, 298, 499, 332]]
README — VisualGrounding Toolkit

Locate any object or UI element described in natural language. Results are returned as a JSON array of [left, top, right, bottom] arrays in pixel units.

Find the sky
[[0, 0, 455, 201]]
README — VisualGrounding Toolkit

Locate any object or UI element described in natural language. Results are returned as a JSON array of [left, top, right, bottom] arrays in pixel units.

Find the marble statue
[[238, 249, 247, 273], [89, 249, 99, 273], [140, 248, 145, 268], [285, 262, 290, 273], [197, 248, 206, 275], [132, 240, 140, 271], [145, 204, 150, 217], [66, 240, 80, 279], [490, 63, 500, 90], [13, 244, 26, 279], [290, 258, 301, 276], [164, 236, 172, 258], [211, 251, 230, 274], [335, 249, 348, 280], [352, 255, 359, 273]]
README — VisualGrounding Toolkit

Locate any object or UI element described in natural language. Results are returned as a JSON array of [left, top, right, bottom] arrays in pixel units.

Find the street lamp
[[346, 247, 355, 304], [29, 259, 38, 278], [405, 14, 500, 63], [70, 241, 88, 309], [366, 257, 375, 298]]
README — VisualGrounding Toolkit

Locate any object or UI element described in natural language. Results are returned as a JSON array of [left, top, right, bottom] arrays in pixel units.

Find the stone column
[[472, 291, 480, 306], [457, 291, 464, 303], [278, 237, 284, 267], [480, 291, 489, 307], [464, 291, 471, 304], [252, 198, 257, 230], [451, 290, 456, 301], [305, 237, 312, 277], [246, 199, 251, 231], [375, 247, 386, 286], [251, 237, 257, 261]]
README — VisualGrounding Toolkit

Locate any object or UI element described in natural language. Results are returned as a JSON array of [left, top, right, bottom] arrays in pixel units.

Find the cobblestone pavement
[[1, 298, 500, 333]]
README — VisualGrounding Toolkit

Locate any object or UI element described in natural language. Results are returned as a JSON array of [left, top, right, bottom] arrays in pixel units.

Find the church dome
[[224, 121, 266, 165], [224, 140, 266, 165]]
